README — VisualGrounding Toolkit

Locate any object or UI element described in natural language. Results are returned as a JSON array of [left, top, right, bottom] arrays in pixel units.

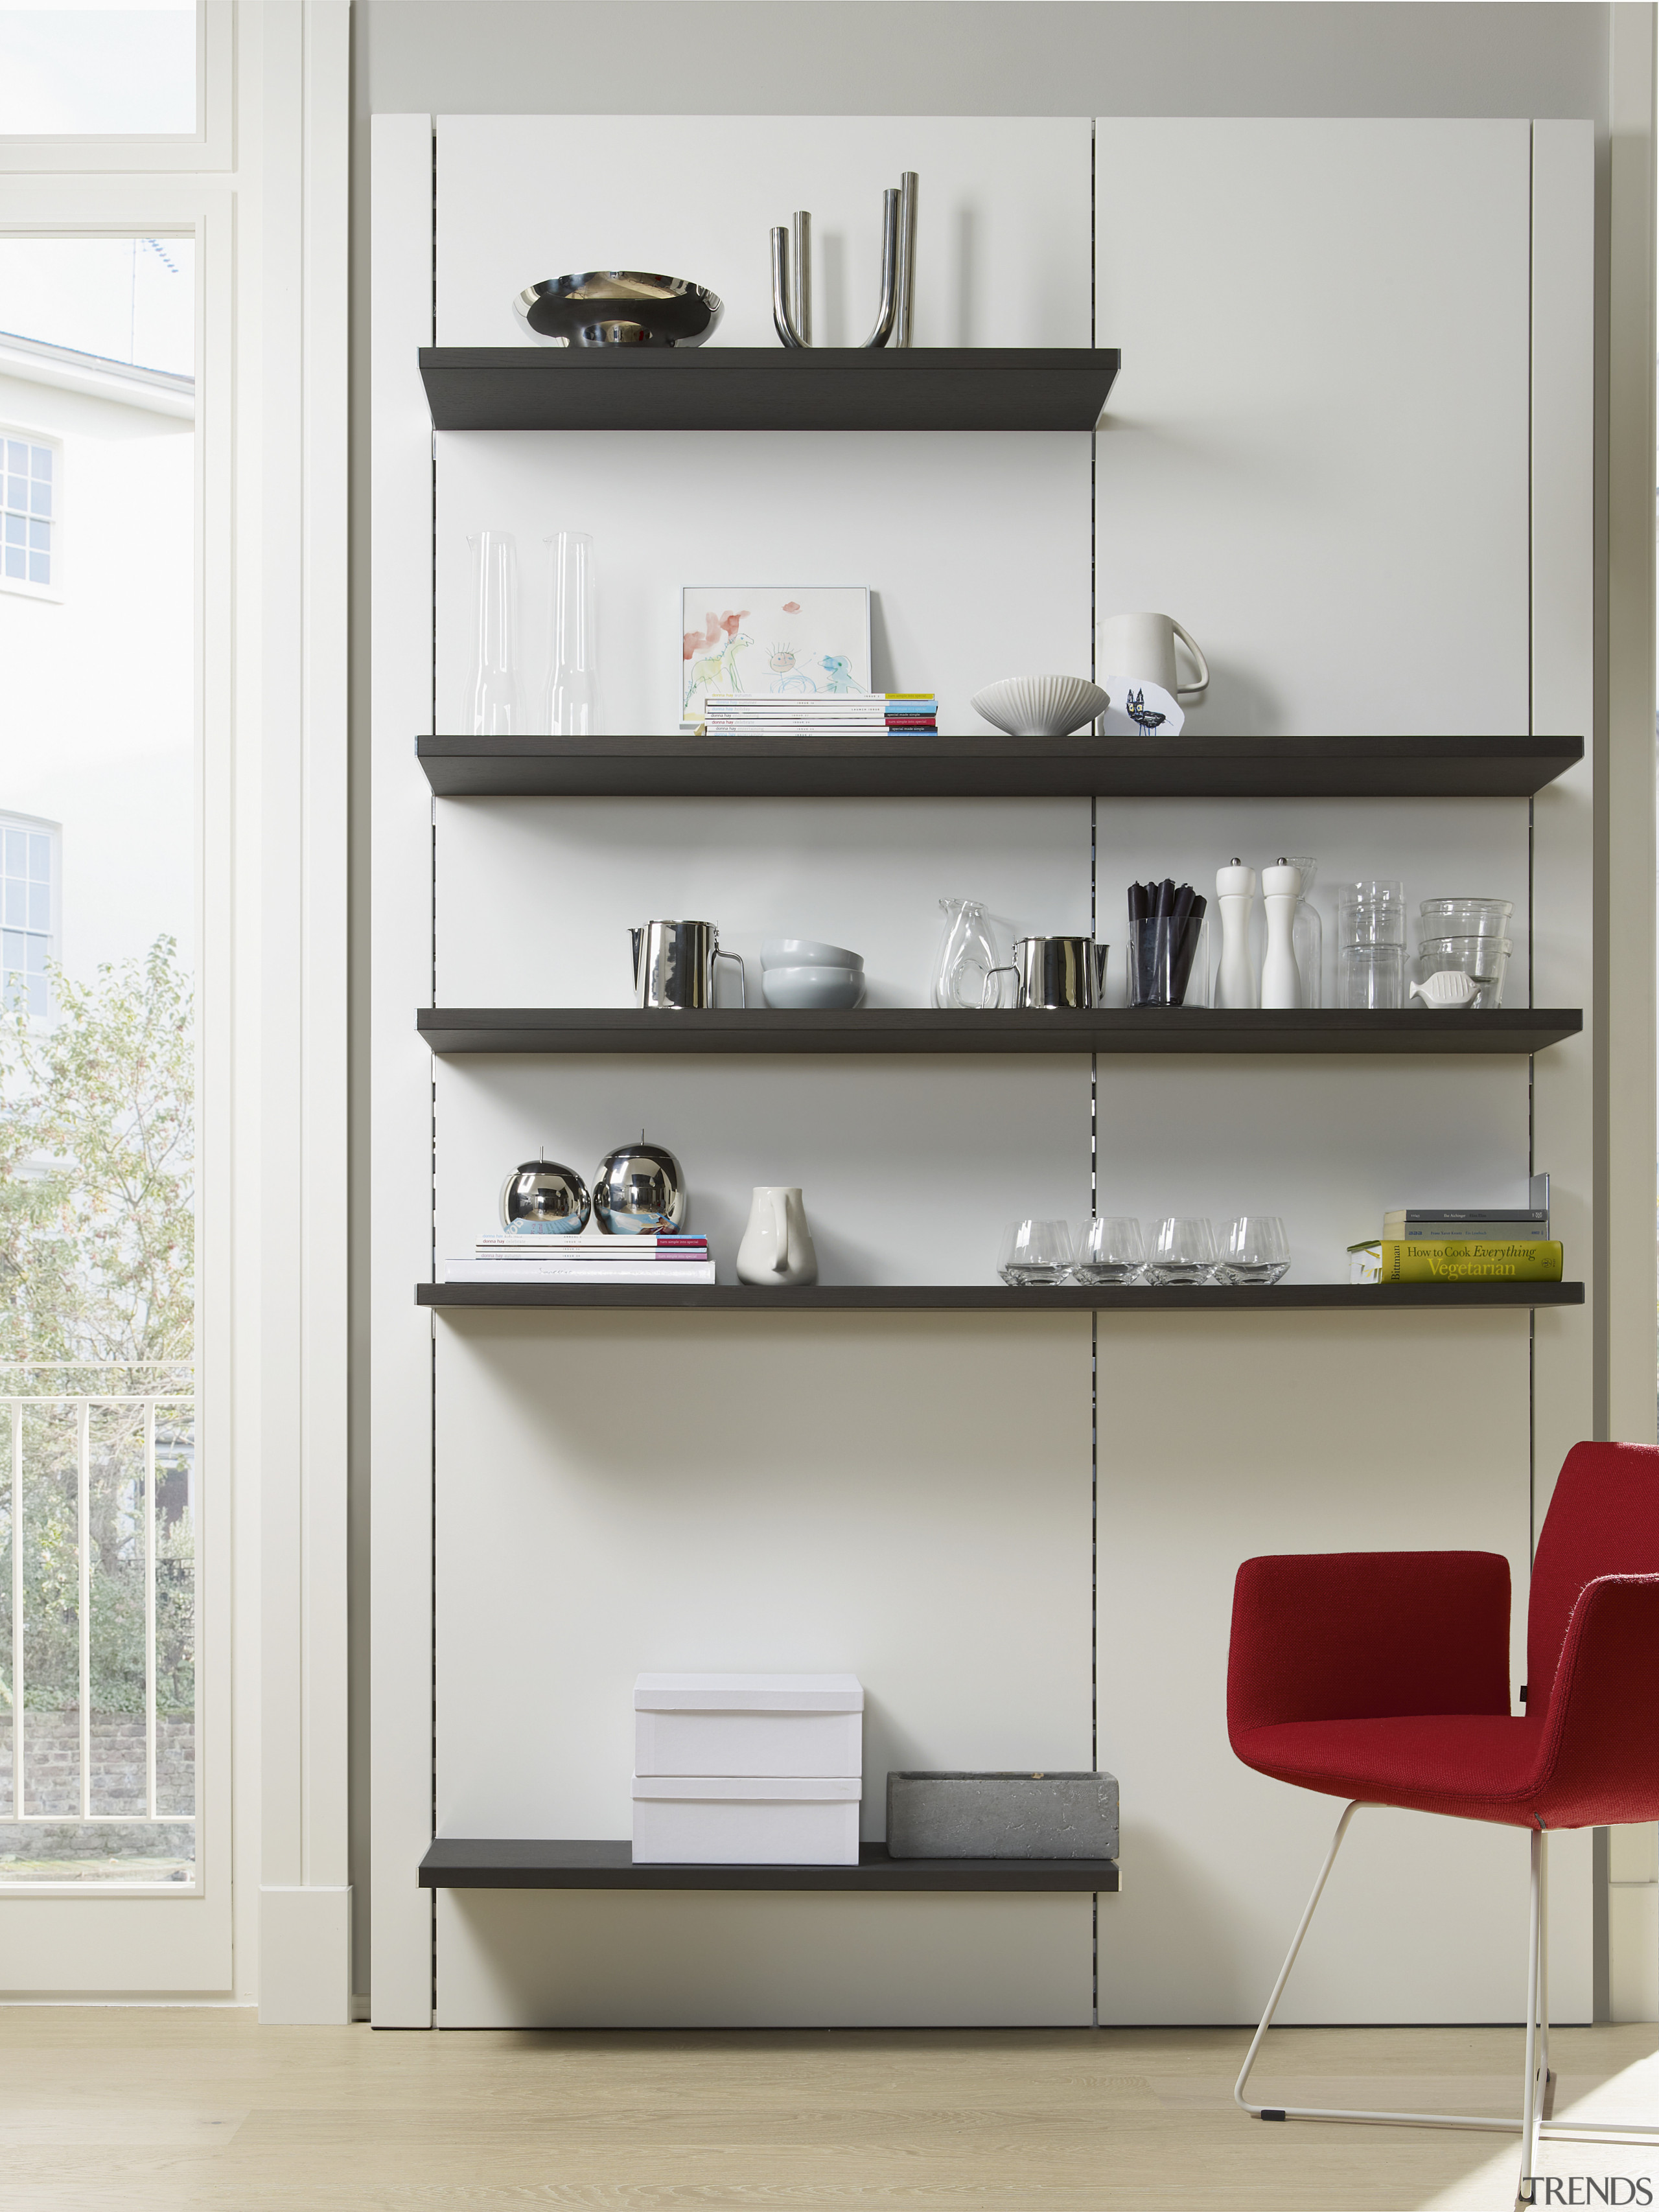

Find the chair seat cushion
[[1232, 1713, 1611, 1828]]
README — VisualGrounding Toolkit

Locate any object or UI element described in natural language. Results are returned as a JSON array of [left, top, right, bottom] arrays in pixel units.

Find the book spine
[[444, 1262, 718, 1284], [1383, 1222, 1550, 1241], [1378, 1241, 1564, 1283]]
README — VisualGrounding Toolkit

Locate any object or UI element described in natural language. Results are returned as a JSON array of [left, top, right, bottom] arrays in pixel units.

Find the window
[[0, 811, 56, 1018], [0, 432, 54, 592], [0, 6, 198, 138]]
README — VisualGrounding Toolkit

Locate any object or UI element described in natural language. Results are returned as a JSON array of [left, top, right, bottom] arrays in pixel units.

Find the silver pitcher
[[630, 919, 747, 1010], [982, 936, 1109, 1010]]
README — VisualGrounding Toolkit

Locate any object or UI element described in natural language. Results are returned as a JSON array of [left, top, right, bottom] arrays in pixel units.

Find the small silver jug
[[630, 919, 747, 1010], [982, 936, 1109, 1010]]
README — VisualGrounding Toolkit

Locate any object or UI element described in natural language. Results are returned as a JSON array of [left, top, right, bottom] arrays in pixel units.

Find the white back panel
[[374, 113, 1587, 2027], [435, 115, 1092, 349], [1095, 118, 1531, 737]]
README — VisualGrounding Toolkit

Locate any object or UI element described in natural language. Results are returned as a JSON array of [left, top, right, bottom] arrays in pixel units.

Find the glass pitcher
[[932, 899, 1002, 1009]]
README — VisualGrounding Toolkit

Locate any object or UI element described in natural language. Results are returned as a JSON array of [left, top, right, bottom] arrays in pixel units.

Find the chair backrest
[[1529, 1442, 1659, 1713]]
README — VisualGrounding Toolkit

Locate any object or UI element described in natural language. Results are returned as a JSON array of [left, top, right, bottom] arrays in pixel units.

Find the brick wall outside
[[0, 1710, 194, 1819]]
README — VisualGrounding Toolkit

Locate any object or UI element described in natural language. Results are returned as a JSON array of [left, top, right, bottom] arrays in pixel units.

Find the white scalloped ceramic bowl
[[970, 674, 1110, 738]]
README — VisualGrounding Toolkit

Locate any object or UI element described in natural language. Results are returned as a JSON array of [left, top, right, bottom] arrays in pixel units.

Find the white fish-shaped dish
[[1411, 969, 1481, 1009]]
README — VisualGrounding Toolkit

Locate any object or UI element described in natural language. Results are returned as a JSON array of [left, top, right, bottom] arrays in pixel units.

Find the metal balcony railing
[[0, 1366, 195, 1829]]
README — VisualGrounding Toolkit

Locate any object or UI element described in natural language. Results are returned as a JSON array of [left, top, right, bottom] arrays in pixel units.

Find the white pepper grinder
[[1259, 857, 1303, 1010], [1215, 858, 1258, 1009]]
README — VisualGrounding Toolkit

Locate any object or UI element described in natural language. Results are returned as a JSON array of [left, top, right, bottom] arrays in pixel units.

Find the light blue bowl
[[761, 964, 866, 1010]]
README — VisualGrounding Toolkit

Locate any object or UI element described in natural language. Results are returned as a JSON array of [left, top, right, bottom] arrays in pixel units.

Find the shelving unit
[[417, 345, 1120, 433], [419, 1839, 1119, 1893], [417, 1006, 1582, 1056], [420, 1838, 1118, 1892], [415, 730, 1585, 802], [419, 1282, 1583, 1313]]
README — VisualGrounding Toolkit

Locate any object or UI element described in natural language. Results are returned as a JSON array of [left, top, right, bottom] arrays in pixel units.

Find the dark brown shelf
[[418, 1282, 1583, 1313], [419, 1838, 1119, 1893], [415, 730, 1583, 801], [418, 346, 1119, 433], [417, 1007, 1581, 1057]]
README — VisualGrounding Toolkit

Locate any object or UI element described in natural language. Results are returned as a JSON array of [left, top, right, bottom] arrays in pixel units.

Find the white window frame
[[0, 0, 352, 2023], [0, 422, 62, 601], [0, 805, 62, 1019], [0, 1, 233, 175]]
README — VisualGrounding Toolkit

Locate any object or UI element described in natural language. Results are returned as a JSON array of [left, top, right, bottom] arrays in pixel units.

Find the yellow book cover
[[1379, 1240, 1563, 1283]]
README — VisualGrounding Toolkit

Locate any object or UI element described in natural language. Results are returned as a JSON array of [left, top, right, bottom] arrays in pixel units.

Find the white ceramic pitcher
[[736, 1186, 818, 1287], [1098, 612, 1210, 700]]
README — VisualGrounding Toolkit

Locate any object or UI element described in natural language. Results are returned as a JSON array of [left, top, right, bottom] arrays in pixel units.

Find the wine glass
[[997, 1219, 1074, 1287], [1146, 1217, 1218, 1286], [1073, 1217, 1146, 1285], [1215, 1215, 1291, 1286]]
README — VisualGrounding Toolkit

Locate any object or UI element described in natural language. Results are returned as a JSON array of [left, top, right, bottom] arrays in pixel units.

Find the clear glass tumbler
[[1338, 943, 1406, 1009], [541, 529, 599, 735], [1073, 1217, 1146, 1285], [1126, 915, 1209, 1008], [1215, 1215, 1291, 1286], [1336, 880, 1406, 947], [469, 529, 521, 736], [997, 1219, 1075, 1287], [1146, 1217, 1218, 1286]]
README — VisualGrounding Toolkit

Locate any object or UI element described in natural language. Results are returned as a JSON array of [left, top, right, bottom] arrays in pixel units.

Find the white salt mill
[[1215, 859, 1258, 1009], [1259, 857, 1303, 1009]]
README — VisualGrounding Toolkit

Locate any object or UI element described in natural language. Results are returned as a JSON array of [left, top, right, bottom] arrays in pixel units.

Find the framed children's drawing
[[680, 585, 872, 724]]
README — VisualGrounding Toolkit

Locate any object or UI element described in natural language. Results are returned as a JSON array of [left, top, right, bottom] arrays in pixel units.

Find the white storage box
[[633, 1672, 863, 1780], [632, 1774, 861, 1865]]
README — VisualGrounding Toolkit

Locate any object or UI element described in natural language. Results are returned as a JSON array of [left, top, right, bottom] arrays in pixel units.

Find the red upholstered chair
[[1227, 1440, 1659, 2205]]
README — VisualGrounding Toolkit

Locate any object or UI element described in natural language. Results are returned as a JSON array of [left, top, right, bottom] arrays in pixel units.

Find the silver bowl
[[513, 271, 724, 349]]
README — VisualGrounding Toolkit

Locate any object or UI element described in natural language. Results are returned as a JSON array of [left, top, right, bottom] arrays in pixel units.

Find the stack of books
[[698, 693, 938, 737], [1349, 1192, 1560, 1284], [441, 1234, 715, 1285]]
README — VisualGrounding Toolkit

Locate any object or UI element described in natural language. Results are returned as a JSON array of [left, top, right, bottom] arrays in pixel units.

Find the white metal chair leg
[[1238, 1802, 1659, 2155], [1236, 1801, 1516, 2132], [1518, 1827, 1544, 2202]]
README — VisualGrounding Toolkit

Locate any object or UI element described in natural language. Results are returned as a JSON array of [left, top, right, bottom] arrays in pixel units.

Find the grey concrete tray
[[887, 1771, 1120, 1860]]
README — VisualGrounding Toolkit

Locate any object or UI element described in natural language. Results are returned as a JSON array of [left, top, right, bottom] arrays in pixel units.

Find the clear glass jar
[[1338, 943, 1405, 1009]]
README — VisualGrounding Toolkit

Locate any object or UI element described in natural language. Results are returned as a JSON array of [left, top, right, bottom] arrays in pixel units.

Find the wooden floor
[[0, 2010, 1656, 2209]]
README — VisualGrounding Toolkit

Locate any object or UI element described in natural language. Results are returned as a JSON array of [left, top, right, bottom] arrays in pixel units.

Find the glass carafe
[[1287, 853, 1321, 1009], [469, 529, 520, 735], [932, 898, 1002, 1009], [541, 529, 599, 735]]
